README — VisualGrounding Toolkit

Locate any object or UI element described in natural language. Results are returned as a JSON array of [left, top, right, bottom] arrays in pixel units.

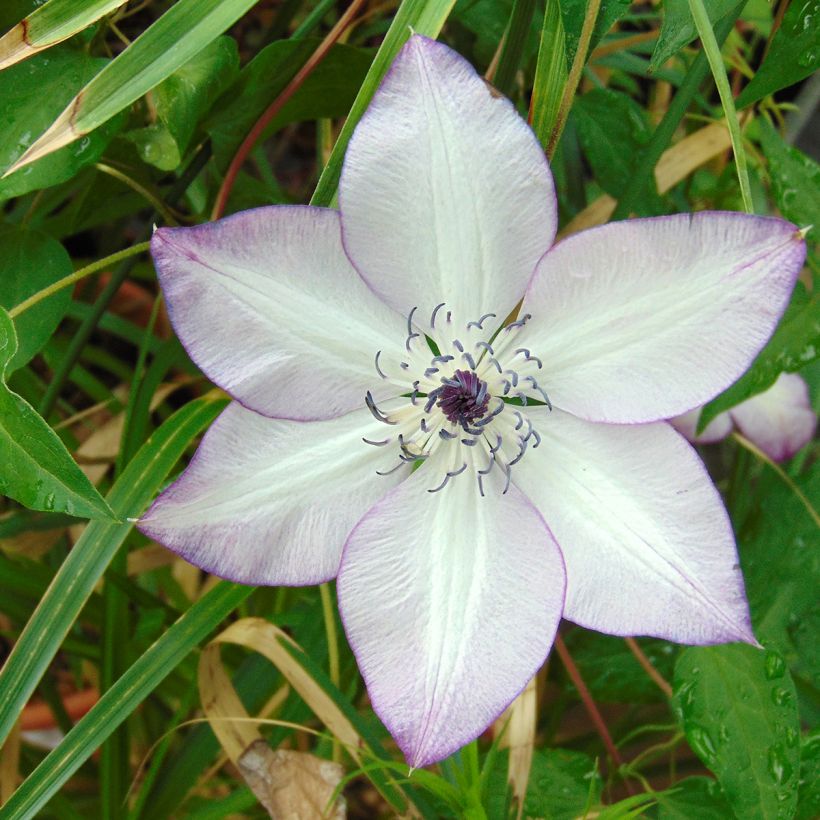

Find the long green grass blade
[[1, 580, 253, 820], [0, 0, 128, 71], [493, 0, 538, 97], [530, 0, 567, 149], [310, 0, 456, 207], [5, 0, 260, 173], [0, 393, 226, 748], [687, 0, 753, 213]]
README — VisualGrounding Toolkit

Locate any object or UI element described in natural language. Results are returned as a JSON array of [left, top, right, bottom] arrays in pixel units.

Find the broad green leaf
[[739, 469, 819, 668], [310, 0, 456, 207], [0, 393, 226, 749], [656, 777, 733, 818], [206, 40, 372, 171], [559, 0, 634, 68], [127, 36, 239, 171], [0, 581, 253, 820], [0, 307, 113, 520], [699, 283, 819, 427], [0, 47, 121, 200], [758, 118, 820, 232], [5, 0, 261, 172], [0, 0, 128, 70], [796, 730, 820, 820], [0, 224, 72, 372], [736, 0, 820, 108], [673, 644, 801, 819], [530, 0, 568, 149], [649, 0, 738, 71], [573, 88, 657, 202], [563, 629, 678, 703]]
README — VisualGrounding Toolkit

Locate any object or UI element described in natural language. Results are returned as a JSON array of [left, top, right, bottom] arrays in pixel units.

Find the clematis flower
[[138, 36, 806, 767], [671, 372, 816, 461]]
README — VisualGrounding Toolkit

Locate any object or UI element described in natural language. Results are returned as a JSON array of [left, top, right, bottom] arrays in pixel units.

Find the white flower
[[139, 36, 806, 766]]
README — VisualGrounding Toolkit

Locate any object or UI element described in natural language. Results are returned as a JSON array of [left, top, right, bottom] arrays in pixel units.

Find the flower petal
[[669, 407, 733, 444], [138, 402, 409, 585], [730, 373, 817, 462], [152, 206, 405, 420], [337, 459, 565, 768], [514, 409, 755, 645], [520, 213, 806, 423], [339, 35, 557, 323]]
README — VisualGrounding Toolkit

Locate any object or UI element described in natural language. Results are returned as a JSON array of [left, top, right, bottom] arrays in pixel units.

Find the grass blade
[[530, 0, 567, 149], [0, 0, 128, 71], [0, 393, 227, 748], [310, 0, 456, 207], [5, 0, 260, 173], [1, 581, 253, 820]]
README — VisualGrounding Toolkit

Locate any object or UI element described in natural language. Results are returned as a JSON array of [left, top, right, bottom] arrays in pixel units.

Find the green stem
[[546, 0, 602, 159], [319, 582, 341, 763], [8, 243, 150, 320], [493, 0, 538, 97], [611, 5, 742, 220], [687, 0, 753, 213]]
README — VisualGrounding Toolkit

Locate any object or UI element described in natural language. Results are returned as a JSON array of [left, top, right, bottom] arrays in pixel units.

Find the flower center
[[436, 369, 490, 424], [363, 304, 550, 495]]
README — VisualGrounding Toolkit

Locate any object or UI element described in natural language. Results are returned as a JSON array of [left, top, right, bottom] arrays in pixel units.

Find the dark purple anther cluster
[[437, 369, 490, 425]]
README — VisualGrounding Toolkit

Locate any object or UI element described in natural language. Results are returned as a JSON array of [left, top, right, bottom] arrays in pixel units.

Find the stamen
[[362, 437, 390, 446], [376, 460, 405, 476], [431, 354, 455, 365], [504, 313, 532, 331], [502, 465, 512, 494], [452, 339, 464, 353], [462, 351, 477, 369], [427, 463, 468, 494], [374, 350, 387, 379], [467, 312, 496, 330], [475, 341, 494, 355], [424, 367, 439, 378], [515, 348, 543, 369], [365, 391, 397, 425], [430, 302, 446, 328], [439, 428, 458, 440]]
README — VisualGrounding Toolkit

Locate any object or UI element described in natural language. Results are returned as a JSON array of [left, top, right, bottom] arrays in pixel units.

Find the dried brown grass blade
[[493, 676, 537, 819]]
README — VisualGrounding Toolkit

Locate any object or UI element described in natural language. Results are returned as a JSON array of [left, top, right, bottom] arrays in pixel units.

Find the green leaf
[[699, 283, 819, 427], [673, 644, 801, 819], [206, 40, 372, 171], [758, 118, 820, 232], [0, 0, 128, 70], [739, 469, 819, 668], [310, 0, 457, 207], [0, 47, 122, 199], [127, 35, 239, 171], [559, 0, 633, 68], [524, 749, 601, 819], [796, 730, 820, 820], [650, 0, 738, 71], [573, 88, 656, 201], [6, 0, 261, 171], [0, 580, 253, 820], [0, 393, 226, 750], [0, 224, 72, 372], [656, 777, 733, 818], [0, 306, 113, 520], [736, 0, 820, 108], [530, 0, 568, 150]]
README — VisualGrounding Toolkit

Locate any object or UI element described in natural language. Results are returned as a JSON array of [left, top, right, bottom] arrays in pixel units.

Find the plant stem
[[624, 638, 673, 698], [546, 0, 602, 159], [611, 5, 742, 220], [8, 243, 150, 320], [687, 0, 754, 213]]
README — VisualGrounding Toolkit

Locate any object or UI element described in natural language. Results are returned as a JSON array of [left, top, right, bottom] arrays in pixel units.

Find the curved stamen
[[430, 302, 446, 328], [374, 350, 387, 379], [365, 391, 397, 425], [467, 312, 496, 330], [515, 348, 543, 369], [362, 437, 390, 446], [427, 463, 468, 494], [376, 460, 405, 476]]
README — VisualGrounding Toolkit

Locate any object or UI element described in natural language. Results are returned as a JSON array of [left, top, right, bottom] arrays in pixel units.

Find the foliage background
[[0, 0, 817, 817]]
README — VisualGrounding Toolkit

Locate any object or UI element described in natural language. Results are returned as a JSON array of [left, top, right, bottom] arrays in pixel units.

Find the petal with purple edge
[[138, 402, 410, 586], [669, 407, 733, 444], [730, 373, 817, 462], [152, 206, 405, 421], [339, 35, 557, 324], [337, 456, 565, 768], [519, 213, 806, 423], [514, 409, 756, 646]]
